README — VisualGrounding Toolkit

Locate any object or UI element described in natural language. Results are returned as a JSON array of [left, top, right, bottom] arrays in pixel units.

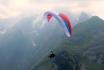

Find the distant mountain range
[[0, 11, 103, 70]]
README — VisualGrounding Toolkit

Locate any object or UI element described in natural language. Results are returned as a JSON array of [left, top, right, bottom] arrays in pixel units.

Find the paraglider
[[48, 51, 56, 59], [44, 11, 72, 37]]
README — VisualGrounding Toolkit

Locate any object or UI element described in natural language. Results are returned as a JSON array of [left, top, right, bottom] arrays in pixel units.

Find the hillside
[[32, 16, 104, 70]]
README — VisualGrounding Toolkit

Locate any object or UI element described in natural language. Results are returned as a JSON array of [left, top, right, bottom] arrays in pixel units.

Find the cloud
[[0, 0, 104, 19]]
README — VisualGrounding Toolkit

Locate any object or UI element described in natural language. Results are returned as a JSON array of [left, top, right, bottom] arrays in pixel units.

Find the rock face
[[53, 51, 80, 70], [83, 46, 104, 64]]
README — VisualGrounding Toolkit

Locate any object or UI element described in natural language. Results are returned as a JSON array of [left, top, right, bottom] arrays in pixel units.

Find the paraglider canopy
[[44, 11, 72, 37], [59, 13, 72, 35]]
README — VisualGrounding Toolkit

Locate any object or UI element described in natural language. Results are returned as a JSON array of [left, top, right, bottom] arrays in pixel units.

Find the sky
[[0, 0, 104, 19]]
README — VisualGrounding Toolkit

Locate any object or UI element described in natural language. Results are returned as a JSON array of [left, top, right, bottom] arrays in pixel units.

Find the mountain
[[0, 16, 36, 70], [78, 12, 91, 23], [0, 11, 104, 70], [33, 16, 104, 70]]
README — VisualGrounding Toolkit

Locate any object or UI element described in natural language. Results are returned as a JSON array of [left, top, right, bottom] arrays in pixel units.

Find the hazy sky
[[0, 0, 104, 19]]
